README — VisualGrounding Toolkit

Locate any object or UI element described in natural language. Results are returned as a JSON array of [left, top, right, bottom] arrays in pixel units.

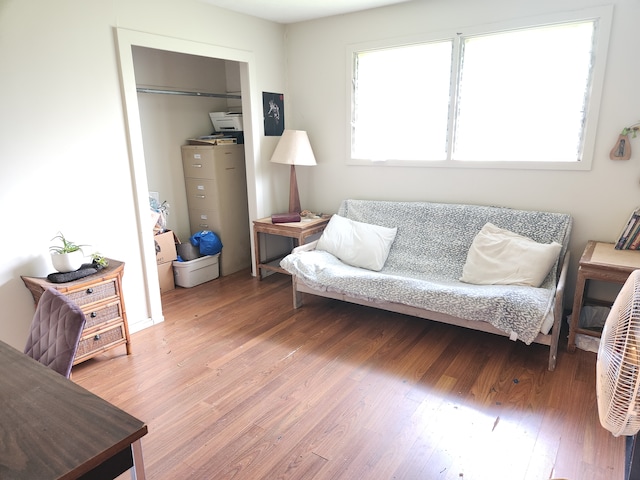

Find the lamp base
[[288, 164, 302, 213]]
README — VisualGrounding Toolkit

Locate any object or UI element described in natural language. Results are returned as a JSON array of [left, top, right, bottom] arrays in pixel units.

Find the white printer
[[209, 112, 243, 132]]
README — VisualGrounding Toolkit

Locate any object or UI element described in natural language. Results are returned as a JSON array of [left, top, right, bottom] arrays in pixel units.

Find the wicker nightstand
[[22, 259, 132, 365]]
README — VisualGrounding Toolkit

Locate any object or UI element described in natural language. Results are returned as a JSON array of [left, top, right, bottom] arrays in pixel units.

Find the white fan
[[596, 269, 640, 437]]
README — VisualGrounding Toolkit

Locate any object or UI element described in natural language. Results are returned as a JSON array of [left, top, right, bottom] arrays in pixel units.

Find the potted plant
[[90, 252, 109, 269], [49, 233, 87, 272]]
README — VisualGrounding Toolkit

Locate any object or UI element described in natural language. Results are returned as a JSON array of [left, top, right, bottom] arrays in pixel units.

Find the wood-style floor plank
[[72, 270, 626, 480]]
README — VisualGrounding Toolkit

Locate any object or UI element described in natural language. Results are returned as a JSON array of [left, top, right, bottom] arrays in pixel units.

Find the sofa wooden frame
[[292, 252, 570, 371]]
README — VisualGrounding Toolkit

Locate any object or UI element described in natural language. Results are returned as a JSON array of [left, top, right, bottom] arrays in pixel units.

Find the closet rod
[[137, 87, 241, 100]]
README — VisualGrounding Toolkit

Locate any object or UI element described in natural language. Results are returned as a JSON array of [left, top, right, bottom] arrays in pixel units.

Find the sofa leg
[[547, 314, 560, 371], [292, 278, 303, 309], [547, 310, 560, 371], [548, 351, 557, 371], [548, 252, 569, 372]]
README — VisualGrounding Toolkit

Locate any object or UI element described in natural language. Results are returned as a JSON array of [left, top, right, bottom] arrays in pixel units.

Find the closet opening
[[116, 28, 260, 328]]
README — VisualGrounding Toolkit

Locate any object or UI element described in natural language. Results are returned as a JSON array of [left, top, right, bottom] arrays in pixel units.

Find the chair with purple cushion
[[24, 287, 86, 378]]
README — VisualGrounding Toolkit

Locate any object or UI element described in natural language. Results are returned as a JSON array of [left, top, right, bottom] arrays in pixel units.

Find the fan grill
[[597, 269, 640, 437]]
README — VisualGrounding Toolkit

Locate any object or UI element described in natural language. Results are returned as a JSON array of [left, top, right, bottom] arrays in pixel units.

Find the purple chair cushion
[[24, 288, 86, 378]]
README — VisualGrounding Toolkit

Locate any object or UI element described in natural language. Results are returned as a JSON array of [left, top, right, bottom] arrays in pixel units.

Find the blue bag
[[190, 230, 222, 256]]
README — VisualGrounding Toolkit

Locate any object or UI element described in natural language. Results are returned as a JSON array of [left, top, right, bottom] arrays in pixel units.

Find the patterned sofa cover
[[280, 199, 572, 371]]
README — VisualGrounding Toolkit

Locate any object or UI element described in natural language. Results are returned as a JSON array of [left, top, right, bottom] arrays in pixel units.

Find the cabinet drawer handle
[[191, 163, 203, 168], [199, 224, 209, 228], [93, 334, 101, 341], [196, 195, 206, 199], [90, 312, 97, 318], [86, 288, 94, 294]]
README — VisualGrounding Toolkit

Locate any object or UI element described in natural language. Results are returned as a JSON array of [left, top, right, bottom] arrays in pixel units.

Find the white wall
[[0, 0, 287, 349], [285, 0, 640, 302]]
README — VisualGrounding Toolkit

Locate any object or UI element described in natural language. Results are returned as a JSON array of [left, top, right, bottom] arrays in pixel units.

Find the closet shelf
[[137, 87, 241, 100]]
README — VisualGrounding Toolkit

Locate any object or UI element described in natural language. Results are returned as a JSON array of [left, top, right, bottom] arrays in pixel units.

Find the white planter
[[51, 250, 85, 273]]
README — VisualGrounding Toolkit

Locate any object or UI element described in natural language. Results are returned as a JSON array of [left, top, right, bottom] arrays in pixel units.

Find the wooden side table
[[253, 216, 331, 278], [567, 241, 640, 352]]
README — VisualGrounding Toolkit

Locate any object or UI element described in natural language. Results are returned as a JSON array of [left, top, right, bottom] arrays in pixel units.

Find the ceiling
[[198, 0, 413, 24]]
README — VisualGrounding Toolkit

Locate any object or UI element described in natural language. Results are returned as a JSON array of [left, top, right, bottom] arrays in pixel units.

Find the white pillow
[[316, 214, 397, 271], [460, 222, 562, 287]]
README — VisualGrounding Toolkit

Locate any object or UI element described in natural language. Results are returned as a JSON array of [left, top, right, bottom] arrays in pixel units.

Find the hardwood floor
[[72, 270, 625, 480]]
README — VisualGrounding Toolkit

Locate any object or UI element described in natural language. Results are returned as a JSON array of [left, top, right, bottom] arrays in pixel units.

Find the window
[[353, 41, 452, 161], [348, 7, 612, 170]]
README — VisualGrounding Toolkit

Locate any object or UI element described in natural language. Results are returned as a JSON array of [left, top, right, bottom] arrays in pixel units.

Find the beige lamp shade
[[270, 130, 317, 166], [270, 130, 317, 213]]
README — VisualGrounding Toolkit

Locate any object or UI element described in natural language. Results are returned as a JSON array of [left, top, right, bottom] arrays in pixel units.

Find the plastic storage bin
[[172, 254, 220, 288]]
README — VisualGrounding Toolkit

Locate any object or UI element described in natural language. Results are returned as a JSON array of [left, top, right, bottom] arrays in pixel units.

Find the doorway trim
[[115, 27, 260, 325]]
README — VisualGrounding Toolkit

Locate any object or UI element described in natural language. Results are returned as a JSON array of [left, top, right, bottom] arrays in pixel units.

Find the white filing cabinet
[[181, 144, 251, 276]]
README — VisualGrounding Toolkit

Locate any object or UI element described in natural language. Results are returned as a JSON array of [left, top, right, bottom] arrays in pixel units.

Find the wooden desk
[[567, 241, 640, 352], [253, 216, 330, 278], [0, 339, 147, 479]]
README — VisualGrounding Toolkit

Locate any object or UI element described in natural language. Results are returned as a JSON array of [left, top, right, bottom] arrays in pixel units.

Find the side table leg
[[254, 228, 262, 280], [567, 271, 587, 353]]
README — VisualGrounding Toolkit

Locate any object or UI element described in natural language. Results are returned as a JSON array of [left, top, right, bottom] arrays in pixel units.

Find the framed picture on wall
[[263, 92, 284, 136]]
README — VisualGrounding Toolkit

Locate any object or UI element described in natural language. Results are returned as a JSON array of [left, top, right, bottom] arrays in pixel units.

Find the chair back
[[24, 287, 86, 378]]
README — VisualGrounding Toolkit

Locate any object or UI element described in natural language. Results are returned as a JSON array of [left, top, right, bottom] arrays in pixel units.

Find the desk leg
[[568, 270, 587, 353], [130, 439, 146, 480]]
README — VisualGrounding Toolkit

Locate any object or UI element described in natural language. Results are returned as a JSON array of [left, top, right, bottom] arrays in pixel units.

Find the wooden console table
[[21, 259, 132, 366], [0, 338, 147, 479], [567, 241, 640, 352], [253, 216, 330, 278]]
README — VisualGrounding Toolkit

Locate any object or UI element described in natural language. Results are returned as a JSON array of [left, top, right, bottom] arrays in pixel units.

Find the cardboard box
[[172, 254, 220, 288], [157, 262, 175, 293], [154, 230, 178, 265]]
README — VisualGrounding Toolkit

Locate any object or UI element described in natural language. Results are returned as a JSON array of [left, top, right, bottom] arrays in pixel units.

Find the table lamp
[[270, 130, 317, 213]]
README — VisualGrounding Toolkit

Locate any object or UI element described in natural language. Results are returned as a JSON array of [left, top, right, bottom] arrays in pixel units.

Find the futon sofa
[[280, 199, 572, 371]]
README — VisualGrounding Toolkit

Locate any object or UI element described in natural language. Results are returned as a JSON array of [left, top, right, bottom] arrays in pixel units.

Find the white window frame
[[346, 6, 613, 170]]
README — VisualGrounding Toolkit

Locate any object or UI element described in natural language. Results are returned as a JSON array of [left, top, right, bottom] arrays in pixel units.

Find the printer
[[209, 112, 243, 132]]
